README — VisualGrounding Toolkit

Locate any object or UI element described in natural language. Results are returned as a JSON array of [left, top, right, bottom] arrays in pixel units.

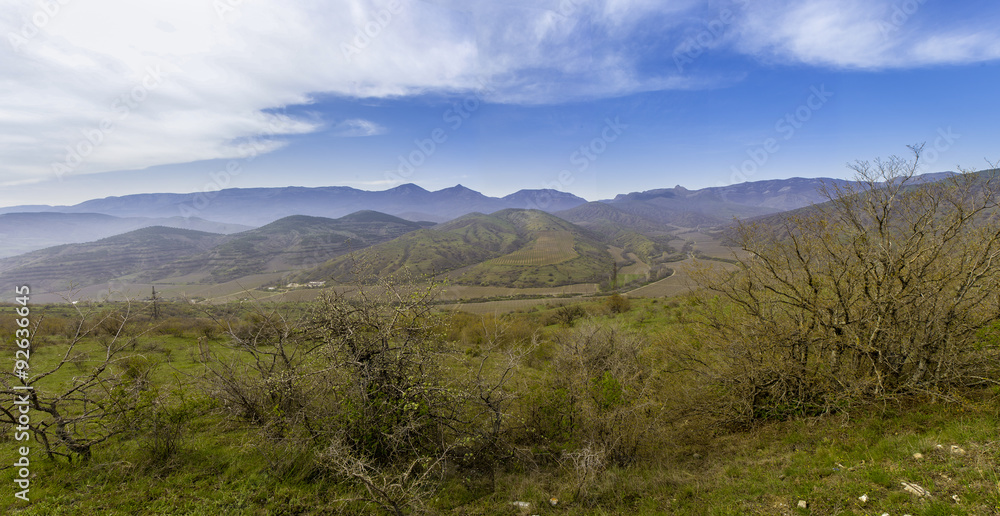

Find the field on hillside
[[626, 268, 693, 297], [626, 257, 739, 297], [436, 283, 598, 301], [487, 230, 577, 266], [26, 272, 289, 304], [438, 296, 579, 313], [609, 245, 651, 275], [675, 229, 747, 261]]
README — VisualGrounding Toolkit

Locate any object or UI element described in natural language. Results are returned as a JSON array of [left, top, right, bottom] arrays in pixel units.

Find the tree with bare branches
[[200, 274, 525, 514], [0, 299, 154, 462], [695, 145, 1000, 423]]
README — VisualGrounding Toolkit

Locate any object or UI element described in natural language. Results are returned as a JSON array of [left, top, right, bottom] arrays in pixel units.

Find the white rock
[[797, 500, 807, 509], [859, 494, 868, 503], [901, 481, 931, 498]]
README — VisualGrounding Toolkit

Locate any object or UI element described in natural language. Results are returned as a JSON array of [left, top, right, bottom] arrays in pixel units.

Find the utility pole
[[151, 286, 161, 320]]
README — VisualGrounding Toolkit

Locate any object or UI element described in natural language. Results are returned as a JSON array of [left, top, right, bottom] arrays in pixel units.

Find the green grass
[[2, 300, 999, 515], [5, 396, 995, 514]]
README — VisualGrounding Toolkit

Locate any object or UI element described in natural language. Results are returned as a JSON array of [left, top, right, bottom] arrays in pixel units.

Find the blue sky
[[1, 0, 999, 207]]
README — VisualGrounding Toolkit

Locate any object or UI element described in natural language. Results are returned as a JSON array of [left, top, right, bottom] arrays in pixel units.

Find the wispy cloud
[[0, 0, 697, 185], [732, 0, 1000, 69], [331, 119, 387, 137], [911, 32, 1000, 65], [1, 0, 998, 187]]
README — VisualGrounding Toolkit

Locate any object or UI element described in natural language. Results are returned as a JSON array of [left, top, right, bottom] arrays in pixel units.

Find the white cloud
[[0, 0, 698, 186], [736, 0, 892, 68], [332, 119, 387, 137], [911, 32, 1000, 65], [732, 0, 1000, 69], [1, 0, 998, 187]]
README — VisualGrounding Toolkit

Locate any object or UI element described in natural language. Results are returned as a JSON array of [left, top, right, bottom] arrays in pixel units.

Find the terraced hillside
[[0, 211, 428, 293], [559, 201, 682, 272], [0, 226, 227, 292], [294, 209, 615, 288], [139, 211, 427, 283], [0, 211, 249, 258], [487, 230, 577, 266]]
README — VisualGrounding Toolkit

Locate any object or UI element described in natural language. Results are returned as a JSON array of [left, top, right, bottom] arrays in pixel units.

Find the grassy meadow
[[1, 293, 998, 515]]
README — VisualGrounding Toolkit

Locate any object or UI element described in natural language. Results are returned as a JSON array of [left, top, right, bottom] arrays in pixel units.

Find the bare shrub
[[200, 274, 525, 513], [317, 438, 446, 516], [529, 321, 662, 465], [549, 304, 586, 327], [564, 443, 607, 500], [0, 299, 155, 462], [605, 293, 631, 314], [693, 145, 1000, 425]]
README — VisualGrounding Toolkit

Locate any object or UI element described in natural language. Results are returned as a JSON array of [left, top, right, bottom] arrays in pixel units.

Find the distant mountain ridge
[[602, 177, 858, 226], [2, 173, 959, 229], [602, 173, 956, 226], [0, 184, 590, 226]]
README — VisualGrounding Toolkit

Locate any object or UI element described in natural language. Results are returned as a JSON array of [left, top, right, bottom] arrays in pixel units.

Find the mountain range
[[0, 184, 588, 226], [0, 176, 879, 228], [0, 173, 960, 297]]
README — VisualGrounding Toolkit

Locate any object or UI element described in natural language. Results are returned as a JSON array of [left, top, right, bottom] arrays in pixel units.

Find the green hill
[[294, 209, 615, 287], [0, 226, 227, 292], [558, 202, 679, 264], [141, 212, 424, 283], [0, 212, 426, 292]]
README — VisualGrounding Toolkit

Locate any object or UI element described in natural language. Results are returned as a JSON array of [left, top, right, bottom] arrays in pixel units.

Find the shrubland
[[1, 148, 1000, 514]]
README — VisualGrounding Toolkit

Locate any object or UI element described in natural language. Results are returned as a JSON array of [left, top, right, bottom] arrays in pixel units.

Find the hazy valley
[[0, 176, 875, 304]]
